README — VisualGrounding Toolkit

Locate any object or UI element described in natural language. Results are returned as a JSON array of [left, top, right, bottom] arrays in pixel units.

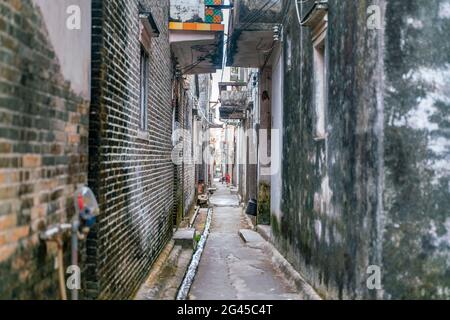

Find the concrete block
[[173, 228, 196, 249], [238, 229, 264, 244], [257, 225, 273, 243]]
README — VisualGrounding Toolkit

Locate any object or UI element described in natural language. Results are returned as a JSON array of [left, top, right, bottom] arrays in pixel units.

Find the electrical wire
[[224, 0, 280, 66], [219, 0, 286, 122], [182, 0, 286, 126], [260, 0, 292, 70], [181, 0, 280, 73]]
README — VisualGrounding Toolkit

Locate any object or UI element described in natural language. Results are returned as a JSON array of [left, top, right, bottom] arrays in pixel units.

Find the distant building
[[169, 0, 224, 225]]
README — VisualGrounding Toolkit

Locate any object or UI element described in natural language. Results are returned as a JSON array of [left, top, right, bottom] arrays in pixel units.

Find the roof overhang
[[301, 1, 329, 27], [219, 106, 246, 120], [226, 0, 282, 68], [139, 11, 160, 37], [170, 22, 224, 74]]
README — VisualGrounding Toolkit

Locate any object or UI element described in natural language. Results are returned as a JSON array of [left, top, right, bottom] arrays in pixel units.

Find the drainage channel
[[176, 207, 213, 300]]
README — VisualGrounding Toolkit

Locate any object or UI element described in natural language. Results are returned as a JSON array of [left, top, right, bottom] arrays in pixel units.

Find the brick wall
[[172, 75, 197, 225], [172, 75, 184, 226], [0, 0, 89, 299], [88, 0, 174, 299], [183, 76, 196, 217]]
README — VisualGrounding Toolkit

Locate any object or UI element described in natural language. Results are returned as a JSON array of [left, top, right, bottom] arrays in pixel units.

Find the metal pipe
[[71, 219, 80, 300], [295, 0, 302, 26]]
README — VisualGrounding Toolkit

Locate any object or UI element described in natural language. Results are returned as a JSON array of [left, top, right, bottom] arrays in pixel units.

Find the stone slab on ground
[[173, 228, 196, 249], [209, 185, 240, 207], [239, 229, 265, 243]]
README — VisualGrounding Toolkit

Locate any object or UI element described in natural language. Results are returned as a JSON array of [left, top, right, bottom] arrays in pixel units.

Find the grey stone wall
[[172, 74, 198, 224], [172, 74, 184, 227]]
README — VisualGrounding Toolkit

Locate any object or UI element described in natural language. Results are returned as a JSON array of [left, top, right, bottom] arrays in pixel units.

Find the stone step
[[238, 229, 265, 243], [173, 228, 196, 249]]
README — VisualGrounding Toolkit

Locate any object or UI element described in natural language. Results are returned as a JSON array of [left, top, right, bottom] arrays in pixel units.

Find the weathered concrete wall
[[237, 124, 247, 201], [0, 0, 90, 298], [235, 0, 282, 26], [88, 0, 173, 299], [257, 66, 272, 225], [383, 0, 450, 299], [32, 0, 91, 99], [270, 47, 283, 224], [196, 74, 211, 185], [277, 0, 383, 300], [170, 0, 206, 23], [274, 0, 450, 299]]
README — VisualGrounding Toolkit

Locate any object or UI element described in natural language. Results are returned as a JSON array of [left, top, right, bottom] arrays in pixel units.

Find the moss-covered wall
[[275, 0, 450, 300], [383, 0, 450, 299], [257, 182, 271, 225]]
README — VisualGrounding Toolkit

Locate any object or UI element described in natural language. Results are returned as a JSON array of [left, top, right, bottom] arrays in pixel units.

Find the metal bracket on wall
[[139, 11, 160, 37], [301, 1, 329, 27]]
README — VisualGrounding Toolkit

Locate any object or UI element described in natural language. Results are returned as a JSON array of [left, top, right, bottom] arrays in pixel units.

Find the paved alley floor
[[189, 183, 302, 300]]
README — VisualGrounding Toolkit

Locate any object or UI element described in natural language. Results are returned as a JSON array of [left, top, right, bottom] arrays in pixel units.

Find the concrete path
[[189, 184, 302, 300]]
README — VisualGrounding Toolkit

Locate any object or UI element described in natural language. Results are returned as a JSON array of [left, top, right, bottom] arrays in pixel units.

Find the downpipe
[[39, 187, 99, 301], [70, 217, 80, 301]]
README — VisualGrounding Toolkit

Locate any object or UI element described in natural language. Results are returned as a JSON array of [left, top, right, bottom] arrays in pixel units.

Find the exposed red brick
[[0, 244, 17, 263], [22, 155, 42, 168], [0, 215, 16, 230]]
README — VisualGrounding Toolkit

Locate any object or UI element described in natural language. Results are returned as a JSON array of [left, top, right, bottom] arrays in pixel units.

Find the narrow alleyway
[[188, 183, 301, 300], [1, 0, 449, 302]]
